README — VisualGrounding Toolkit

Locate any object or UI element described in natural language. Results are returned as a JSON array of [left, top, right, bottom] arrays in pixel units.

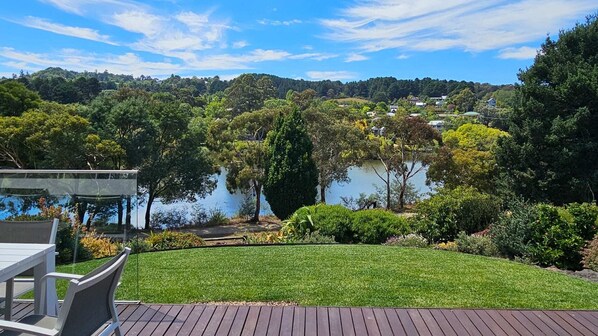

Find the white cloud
[[16, 16, 116, 45], [306, 70, 357, 81], [232, 40, 249, 49], [397, 54, 410, 60], [321, 0, 598, 54], [497, 46, 539, 59], [257, 19, 302, 26], [0, 47, 180, 77], [345, 53, 368, 62], [111, 11, 164, 36], [41, 0, 142, 16], [289, 53, 338, 61]]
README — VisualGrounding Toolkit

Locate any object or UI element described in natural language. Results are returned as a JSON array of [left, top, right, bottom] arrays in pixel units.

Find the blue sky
[[1, 0, 597, 84]]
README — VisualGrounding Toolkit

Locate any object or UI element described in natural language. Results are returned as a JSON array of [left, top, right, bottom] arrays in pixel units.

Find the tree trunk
[[399, 174, 407, 209], [386, 170, 391, 210], [144, 193, 155, 230], [320, 184, 326, 204], [252, 184, 261, 222], [125, 196, 132, 229]]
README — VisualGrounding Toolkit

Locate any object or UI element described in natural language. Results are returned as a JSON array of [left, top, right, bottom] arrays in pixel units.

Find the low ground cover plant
[[145, 231, 205, 251], [455, 232, 500, 257], [384, 233, 429, 248]]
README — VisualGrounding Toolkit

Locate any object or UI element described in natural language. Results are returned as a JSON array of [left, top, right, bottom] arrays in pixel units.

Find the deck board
[[3, 302, 598, 335]]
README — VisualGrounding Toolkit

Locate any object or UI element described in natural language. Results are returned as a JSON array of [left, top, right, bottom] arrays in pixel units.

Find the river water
[[142, 161, 432, 219]]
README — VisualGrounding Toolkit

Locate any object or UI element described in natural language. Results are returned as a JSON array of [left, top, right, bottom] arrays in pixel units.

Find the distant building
[[428, 120, 445, 132], [386, 112, 396, 117], [366, 111, 377, 118], [371, 126, 386, 136], [409, 113, 422, 118], [389, 105, 398, 113], [415, 102, 426, 107], [487, 97, 497, 108], [430, 96, 448, 106], [463, 111, 481, 117]]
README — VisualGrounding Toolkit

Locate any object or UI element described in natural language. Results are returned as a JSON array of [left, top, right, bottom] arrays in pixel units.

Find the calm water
[[141, 161, 431, 219]]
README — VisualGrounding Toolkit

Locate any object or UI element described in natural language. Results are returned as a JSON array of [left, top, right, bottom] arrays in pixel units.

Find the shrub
[[206, 208, 230, 226], [455, 232, 500, 257], [145, 231, 205, 251], [126, 238, 151, 254], [384, 234, 428, 248], [582, 235, 598, 271], [298, 205, 353, 243], [435, 241, 458, 251], [237, 195, 257, 220], [56, 224, 92, 263], [415, 186, 500, 242], [566, 203, 598, 240], [351, 209, 411, 244], [490, 199, 536, 259], [245, 232, 284, 244], [288, 231, 336, 244], [491, 201, 592, 270], [80, 232, 120, 259], [150, 208, 191, 229], [527, 204, 585, 270]]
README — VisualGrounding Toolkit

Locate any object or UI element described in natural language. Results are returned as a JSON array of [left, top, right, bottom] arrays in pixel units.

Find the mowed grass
[[56, 245, 598, 309]]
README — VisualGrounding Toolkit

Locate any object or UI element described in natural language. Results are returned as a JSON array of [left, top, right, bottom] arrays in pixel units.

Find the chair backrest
[[0, 218, 59, 244], [56, 248, 131, 336]]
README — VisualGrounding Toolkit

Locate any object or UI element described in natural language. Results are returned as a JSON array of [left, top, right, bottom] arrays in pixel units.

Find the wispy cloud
[[232, 40, 249, 49], [306, 70, 357, 81], [345, 53, 368, 62], [321, 0, 598, 55], [0, 47, 180, 77], [289, 53, 338, 61], [257, 19, 302, 26], [15, 16, 116, 45], [397, 54, 410, 60], [497, 46, 539, 59], [41, 0, 142, 16]]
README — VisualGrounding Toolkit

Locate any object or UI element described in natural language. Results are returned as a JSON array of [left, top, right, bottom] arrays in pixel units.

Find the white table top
[[0, 243, 55, 280]]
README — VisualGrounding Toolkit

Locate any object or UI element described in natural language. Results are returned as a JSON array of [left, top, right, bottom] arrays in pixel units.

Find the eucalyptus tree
[[303, 102, 365, 203], [370, 116, 441, 209]]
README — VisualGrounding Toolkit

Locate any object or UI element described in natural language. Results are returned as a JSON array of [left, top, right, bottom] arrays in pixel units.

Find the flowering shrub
[[80, 232, 120, 259], [435, 241, 458, 251], [384, 234, 429, 248], [455, 232, 500, 257]]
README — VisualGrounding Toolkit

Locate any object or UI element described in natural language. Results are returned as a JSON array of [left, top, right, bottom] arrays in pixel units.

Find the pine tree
[[496, 15, 598, 204], [264, 109, 318, 220]]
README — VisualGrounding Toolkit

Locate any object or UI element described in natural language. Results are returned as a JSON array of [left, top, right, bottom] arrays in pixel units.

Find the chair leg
[[4, 279, 13, 321]]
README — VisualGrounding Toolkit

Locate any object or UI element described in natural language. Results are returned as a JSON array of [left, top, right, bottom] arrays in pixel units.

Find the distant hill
[[3, 67, 513, 104]]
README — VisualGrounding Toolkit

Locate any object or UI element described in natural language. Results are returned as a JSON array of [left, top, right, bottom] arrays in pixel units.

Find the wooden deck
[[6, 302, 598, 335]]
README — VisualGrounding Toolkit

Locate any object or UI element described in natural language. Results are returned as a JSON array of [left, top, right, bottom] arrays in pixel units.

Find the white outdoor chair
[[0, 247, 131, 336], [0, 219, 59, 320]]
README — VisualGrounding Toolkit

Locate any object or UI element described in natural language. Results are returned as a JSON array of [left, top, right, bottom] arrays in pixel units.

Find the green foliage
[[455, 232, 500, 257], [427, 123, 508, 192], [582, 235, 598, 271], [225, 74, 276, 116], [285, 205, 353, 243], [351, 209, 411, 244], [145, 231, 205, 251], [496, 16, 598, 204], [566, 203, 598, 240], [415, 187, 500, 242], [384, 233, 429, 248], [126, 238, 152, 254], [237, 194, 257, 220], [264, 109, 318, 220], [206, 208, 230, 227], [490, 199, 537, 259], [150, 208, 190, 229], [491, 201, 598, 270], [0, 80, 41, 116]]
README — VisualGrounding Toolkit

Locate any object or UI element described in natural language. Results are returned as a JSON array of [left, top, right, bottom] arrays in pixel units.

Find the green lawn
[[56, 245, 598, 309]]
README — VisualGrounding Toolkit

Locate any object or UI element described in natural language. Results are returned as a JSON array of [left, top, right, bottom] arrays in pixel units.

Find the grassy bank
[[57, 245, 598, 309]]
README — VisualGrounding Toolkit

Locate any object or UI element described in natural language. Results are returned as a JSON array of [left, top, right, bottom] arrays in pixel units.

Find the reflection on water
[[140, 161, 431, 221]]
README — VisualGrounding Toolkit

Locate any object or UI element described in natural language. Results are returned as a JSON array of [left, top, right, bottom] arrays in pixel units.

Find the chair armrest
[[40, 272, 84, 282], [0, 319, 57, 336]]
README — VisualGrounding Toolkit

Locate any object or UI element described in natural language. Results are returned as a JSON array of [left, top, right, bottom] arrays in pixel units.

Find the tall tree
[[496, 16, 598, 204], [0, 80, 41, 116], [427, 123, 508, 192], [303, 103, 365, 203], [225, 74, 276, 116], [370, 116, 441, 209], [214, 108, 282, 221], [138, 93, 216, 229], [264, 109, 318, 220]]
